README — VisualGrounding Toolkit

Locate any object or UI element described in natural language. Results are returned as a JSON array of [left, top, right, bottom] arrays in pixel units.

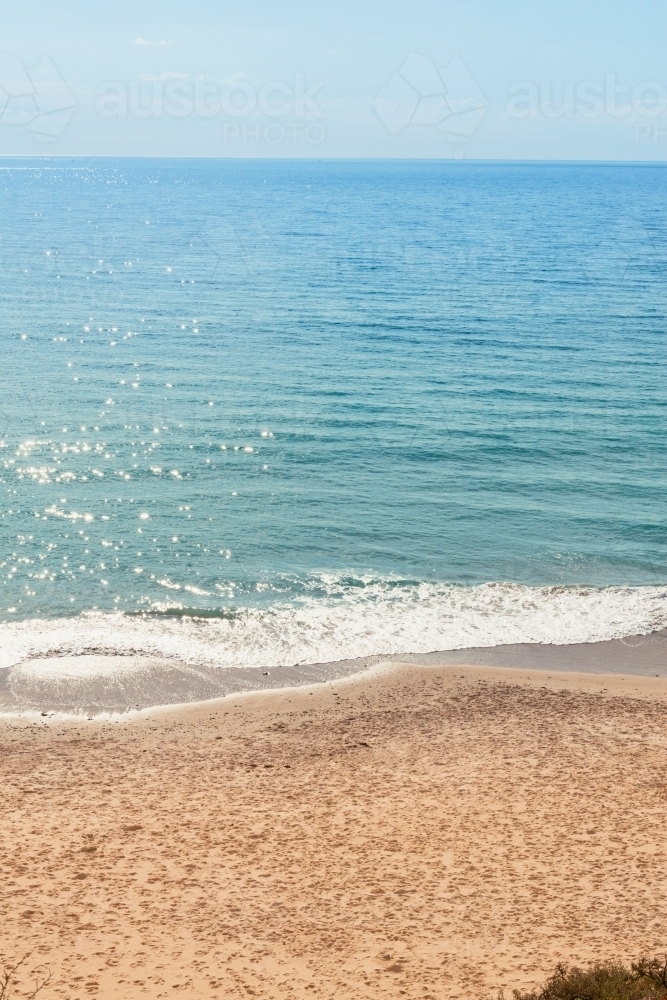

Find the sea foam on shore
[[1, 579, 665, 715]]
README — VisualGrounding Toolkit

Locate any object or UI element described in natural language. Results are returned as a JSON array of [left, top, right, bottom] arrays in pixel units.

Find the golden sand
[[1, 664, 666, 999]]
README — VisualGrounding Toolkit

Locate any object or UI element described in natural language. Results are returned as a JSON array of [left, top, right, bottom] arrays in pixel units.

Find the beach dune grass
[[508, 955, 667, 1000]]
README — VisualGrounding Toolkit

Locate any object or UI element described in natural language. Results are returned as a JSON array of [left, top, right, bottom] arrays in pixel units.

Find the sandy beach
[[2, 662, 666, 999]]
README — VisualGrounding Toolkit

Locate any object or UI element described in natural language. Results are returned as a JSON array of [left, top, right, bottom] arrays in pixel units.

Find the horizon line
[[1, 154, 666, 165]]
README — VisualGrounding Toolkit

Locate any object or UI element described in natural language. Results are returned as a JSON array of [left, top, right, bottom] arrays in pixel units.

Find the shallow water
[[1, 159, 666, 711]]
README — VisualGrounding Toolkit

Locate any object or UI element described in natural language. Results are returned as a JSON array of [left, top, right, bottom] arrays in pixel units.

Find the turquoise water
[[0, 159, 666, 708]]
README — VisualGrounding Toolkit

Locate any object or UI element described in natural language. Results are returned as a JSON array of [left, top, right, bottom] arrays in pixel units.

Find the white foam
[[14, 655, 148, 680], [1, 579, 666, 676]]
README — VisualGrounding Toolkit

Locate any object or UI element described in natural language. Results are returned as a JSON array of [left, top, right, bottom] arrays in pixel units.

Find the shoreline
[[1, 627, 666, 717], [1, 662, 666, 999]]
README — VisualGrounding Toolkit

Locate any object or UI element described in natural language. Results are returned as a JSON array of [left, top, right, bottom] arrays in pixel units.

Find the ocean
[[1, 158, 666, 713]]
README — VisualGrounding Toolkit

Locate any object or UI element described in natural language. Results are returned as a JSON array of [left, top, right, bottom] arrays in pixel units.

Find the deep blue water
[[0, 159, 666, 694]]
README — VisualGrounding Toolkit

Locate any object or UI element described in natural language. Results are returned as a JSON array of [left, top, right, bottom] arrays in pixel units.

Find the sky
[[1, 0, 666, 159]]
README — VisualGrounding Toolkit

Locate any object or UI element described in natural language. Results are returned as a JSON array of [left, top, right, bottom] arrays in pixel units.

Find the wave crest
[[1, 578, 665, 673]]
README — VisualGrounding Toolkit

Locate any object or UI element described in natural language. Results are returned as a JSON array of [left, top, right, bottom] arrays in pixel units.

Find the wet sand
[[2, 628, 666, 716], [1, 662, 666, 999]]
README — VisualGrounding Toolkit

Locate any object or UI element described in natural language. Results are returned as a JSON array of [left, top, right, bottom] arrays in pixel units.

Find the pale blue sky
[[1, 0, 666, 158]]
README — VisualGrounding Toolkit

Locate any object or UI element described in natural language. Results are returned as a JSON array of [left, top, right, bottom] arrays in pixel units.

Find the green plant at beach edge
[[503, 955, 667, 1000]]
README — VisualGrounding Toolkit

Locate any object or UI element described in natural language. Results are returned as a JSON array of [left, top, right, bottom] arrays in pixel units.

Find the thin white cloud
[[140, 72, 190, 82], [132, 37, 174, 46]]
